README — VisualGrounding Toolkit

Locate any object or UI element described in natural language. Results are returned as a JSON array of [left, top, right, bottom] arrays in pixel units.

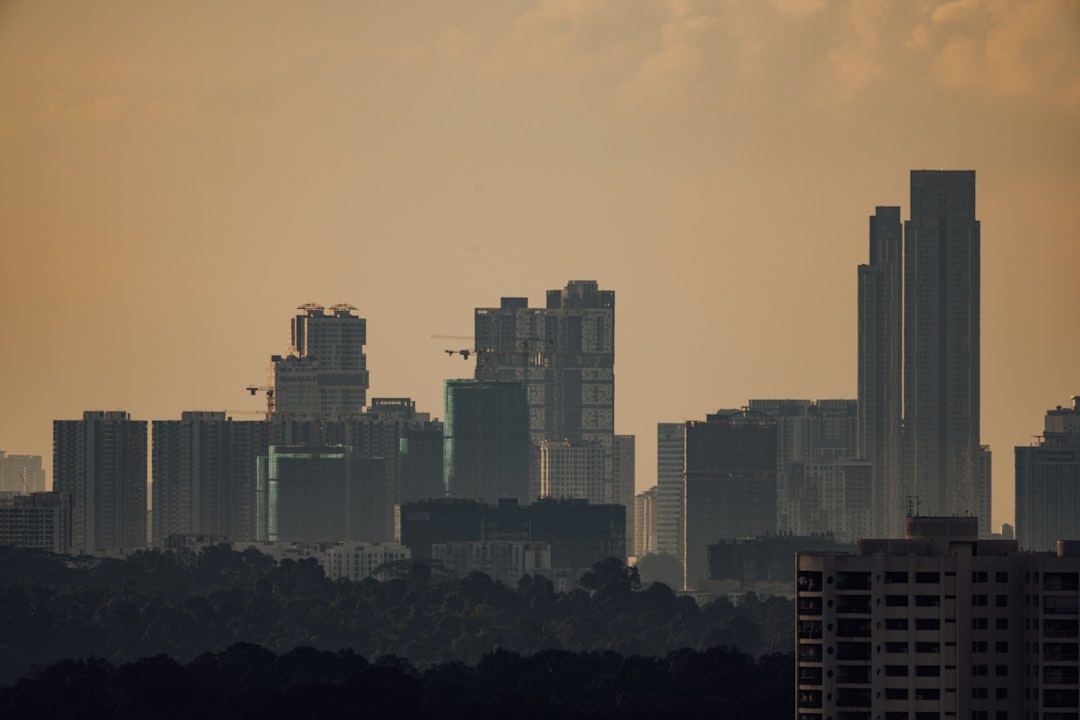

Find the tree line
[[0, 545, 794, 690], [0, 644, 793, 719]]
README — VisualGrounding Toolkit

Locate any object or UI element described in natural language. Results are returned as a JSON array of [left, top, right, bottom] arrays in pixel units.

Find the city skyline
[[2, 2, 1079, 530]]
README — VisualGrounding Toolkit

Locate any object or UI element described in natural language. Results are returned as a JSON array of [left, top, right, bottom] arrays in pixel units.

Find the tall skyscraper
[[151, 412, 269, 545], [1016, 396, 1080, 551], [903, 170, 981, 519], [858, 207, 903, 535], [474, 280, 615, 503], [270, 303, 368, 420], [859, 172, 983, 534], [54, 411, 147, 553]]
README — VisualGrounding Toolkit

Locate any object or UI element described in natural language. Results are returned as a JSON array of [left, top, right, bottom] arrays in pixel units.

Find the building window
[[916, 618, 940, 630], [995, 642, 1008, 653], [996, 595, 1008, 607], [995, 618, 1008, 630], [972, 687, 988, 699], [972, 571, 988, 583], [972, 618, 988, 630], [972, 641, 988, 653], [886, 594, 909, 607], [972, 594, 988, 606]]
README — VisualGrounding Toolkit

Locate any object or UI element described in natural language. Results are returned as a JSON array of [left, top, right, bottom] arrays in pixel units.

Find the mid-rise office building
[[797, 516, 1080, 719], [0, 452, 47, 494], [0, 491, 71, 553], [683, 409, 777, 589], [255, 445, 385, 543], [152, 412, 269, 545], [474, 280, 615, 502], [54, 411, 146, 554], [1017, 396, 1080, 551], [443, 379, 531, 504]]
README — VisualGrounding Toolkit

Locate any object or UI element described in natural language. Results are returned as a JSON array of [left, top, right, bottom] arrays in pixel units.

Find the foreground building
[[796, 516, 1080, 719], [54, 411, 146, 554], [1017, 396, 1080, 551]]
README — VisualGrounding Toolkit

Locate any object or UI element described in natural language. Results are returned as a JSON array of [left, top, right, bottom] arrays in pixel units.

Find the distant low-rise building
[[398, 497, 625, 585], [0, 452, 47, 494], [0, 491, 71, 554], [432, 540, 551, 586]]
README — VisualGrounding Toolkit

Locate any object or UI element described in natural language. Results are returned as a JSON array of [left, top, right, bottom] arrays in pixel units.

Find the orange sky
[[1, 0, 1078, 529]]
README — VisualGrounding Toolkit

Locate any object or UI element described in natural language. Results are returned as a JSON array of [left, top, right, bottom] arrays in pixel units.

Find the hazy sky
[[2, 1, 1078, 529]]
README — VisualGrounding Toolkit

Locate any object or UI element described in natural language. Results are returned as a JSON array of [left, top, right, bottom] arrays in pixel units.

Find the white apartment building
[[796, 516, 1080, 720], [540, 439, 605, 504]]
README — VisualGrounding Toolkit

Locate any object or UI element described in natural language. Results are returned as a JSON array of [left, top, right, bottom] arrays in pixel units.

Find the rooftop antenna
[[907, 495, 921, 517]]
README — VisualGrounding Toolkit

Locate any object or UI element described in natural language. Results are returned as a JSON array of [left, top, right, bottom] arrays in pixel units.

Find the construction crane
[[245, 385, 275, 414]]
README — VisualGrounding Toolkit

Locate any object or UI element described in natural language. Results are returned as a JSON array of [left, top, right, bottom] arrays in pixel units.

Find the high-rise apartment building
[[857, 206, 903, 536], [796, 516, 1080, 720], [270, 303, 368, 420], [474, 280, 615, 503], [859, 172, 984, 535], [54, 411, 147, 554], [655, 422, 686, 560], [748, 399, 858, 537], [151, 412, 269, 545], [1016, 396, 1080, 551]]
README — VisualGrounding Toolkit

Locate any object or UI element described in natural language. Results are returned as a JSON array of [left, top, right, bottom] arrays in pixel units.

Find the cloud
[[615, 13, 718, 105], [917, 0, 1080, 110], [438, 27, 478, 59], [487, 0, 616, 77], [822, 1, 888, 99], [770, 0, 827, 19]]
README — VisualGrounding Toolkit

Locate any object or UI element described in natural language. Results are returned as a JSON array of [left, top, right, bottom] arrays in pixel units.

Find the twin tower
[[858, 170, 987, 536]]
